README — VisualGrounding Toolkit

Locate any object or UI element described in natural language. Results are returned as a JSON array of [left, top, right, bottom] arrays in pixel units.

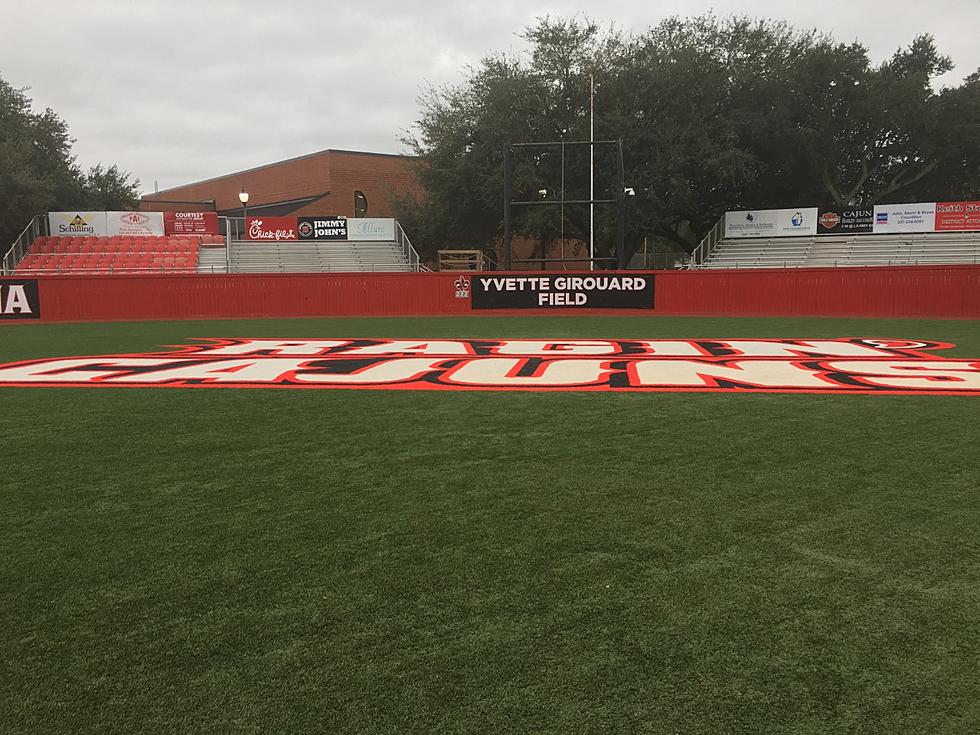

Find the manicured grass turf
[[1, 316, 978, 734]]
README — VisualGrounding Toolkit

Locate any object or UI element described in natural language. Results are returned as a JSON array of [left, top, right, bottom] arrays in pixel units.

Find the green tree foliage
[[399, 15, 980, 263], [0, 75, 140, 249], [78, 164, 140, 211]]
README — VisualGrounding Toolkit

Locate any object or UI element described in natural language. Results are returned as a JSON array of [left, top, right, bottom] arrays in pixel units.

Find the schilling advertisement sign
[[47, 212, 108, 237], [471, 274, 654, 309]]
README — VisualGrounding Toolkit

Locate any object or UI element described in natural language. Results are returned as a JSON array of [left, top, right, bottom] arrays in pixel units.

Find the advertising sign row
[[49, 211, 221, 237], [46, 212, 399, 242], [244, 217, 396, 242], [725, 201, 980, 238], [724, 208, 819, 238], [48, 211, 166, 237]]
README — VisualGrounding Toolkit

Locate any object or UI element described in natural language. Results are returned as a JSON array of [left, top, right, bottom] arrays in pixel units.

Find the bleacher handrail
[[691, 216, 724, 268], [2, 215, 47, 275], [394, 220, 422, 271]]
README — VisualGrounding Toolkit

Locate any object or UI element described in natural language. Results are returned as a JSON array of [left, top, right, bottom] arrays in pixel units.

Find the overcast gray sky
[[3, 0, 978, 195]]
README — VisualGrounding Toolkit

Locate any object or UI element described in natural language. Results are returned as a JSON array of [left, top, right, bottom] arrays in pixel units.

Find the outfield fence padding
[[0, 265, 977, 322]]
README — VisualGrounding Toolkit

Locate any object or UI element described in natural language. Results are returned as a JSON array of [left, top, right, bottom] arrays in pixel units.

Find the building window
[[354, 190, 368, 217]]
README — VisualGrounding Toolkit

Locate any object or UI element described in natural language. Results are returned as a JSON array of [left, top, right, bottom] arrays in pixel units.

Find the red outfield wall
[[2, 265, 978, 322]]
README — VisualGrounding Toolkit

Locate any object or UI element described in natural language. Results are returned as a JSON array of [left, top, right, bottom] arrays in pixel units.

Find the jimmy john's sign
[[298, 216, 347, 240], [0, 280, 40, 320], [471, 274, 654, 309], [0, 338, 977, 395]]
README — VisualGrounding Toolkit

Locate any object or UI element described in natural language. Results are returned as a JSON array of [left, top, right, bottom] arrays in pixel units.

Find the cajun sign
[[0, 338, 976, 394]]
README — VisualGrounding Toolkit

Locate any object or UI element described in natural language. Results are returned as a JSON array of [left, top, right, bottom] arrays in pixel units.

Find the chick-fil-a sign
[[245, 216, 298, 241]]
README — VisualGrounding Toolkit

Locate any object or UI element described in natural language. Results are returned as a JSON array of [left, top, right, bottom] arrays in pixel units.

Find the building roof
[[149, 148, 415, 197]]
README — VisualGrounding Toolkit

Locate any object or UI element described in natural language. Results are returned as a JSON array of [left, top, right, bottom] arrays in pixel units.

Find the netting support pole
[[503, 146, 512, 271]]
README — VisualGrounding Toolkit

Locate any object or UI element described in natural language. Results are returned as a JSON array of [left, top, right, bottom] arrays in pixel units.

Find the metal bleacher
[[2, 214, 424, 275], [699, 231, 980, 269], [227, 239, 412, 273]]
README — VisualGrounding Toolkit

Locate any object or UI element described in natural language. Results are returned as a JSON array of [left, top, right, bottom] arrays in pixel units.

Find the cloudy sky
[[3, 0, 978, 195]]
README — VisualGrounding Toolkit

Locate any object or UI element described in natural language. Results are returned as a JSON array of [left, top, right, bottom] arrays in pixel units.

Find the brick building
[[139, 149, 419, 218]]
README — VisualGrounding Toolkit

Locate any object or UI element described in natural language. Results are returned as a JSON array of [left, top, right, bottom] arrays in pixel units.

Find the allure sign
[[245, 216, 298, 241]]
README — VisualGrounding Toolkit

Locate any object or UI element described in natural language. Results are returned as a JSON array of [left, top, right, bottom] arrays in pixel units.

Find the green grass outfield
[[1, 316, 978, 734]]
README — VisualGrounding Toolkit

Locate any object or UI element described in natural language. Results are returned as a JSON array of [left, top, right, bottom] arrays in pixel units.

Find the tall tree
[[78, 164, 140, 211], [0, 74, 140, 251], [784, 34, 962, 205], [399, 16, 980, 265]]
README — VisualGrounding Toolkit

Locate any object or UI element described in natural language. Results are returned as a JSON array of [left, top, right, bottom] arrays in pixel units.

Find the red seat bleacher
[[15, 233, 201, 276]]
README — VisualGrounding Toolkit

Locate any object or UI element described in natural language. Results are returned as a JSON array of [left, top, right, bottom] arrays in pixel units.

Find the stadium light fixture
[[538, 189, 548, 197]]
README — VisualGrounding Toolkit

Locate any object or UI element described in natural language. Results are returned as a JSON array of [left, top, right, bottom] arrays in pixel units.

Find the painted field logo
[[0, 338, 977, 394]]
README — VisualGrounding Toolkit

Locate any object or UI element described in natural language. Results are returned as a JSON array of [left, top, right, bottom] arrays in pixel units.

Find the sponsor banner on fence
[[246, 216, 298, 241], [0, 280, 40, 320], [298, 216, 348, 240], [471, 274, 654, 309], [872, 203, 936, 233], [0, 338, 977, 394], [348, 218, 396, 241], [47, 211, 108, 237], [935, 201, 980, 232], [817, 208, 873, 235], [106, 211, 165, 236], [724, 208, 818, 238], [164, 211, 219, 235]]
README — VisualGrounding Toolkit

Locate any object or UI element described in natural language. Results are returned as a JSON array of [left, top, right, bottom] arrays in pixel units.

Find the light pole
[[238, 188, 249, 240]]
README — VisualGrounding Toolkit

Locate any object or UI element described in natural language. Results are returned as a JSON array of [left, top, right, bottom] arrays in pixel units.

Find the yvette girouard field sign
[[470, 274, 654, 309]]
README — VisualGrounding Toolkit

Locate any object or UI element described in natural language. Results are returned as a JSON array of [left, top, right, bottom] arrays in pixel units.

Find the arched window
[[354, 190, 368, 217]]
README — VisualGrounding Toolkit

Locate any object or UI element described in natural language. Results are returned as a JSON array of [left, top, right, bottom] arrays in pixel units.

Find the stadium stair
[[228, 240, 411, 273], [197, 242, 228, 274]]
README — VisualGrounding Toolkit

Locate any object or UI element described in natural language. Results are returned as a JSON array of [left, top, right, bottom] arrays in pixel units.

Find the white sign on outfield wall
[[106, 211, 165, 236], [347, 218, 396, 241], [872, 203, 936, 234], [47, 211, 108, 237], [724, 208, 818, 238]]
